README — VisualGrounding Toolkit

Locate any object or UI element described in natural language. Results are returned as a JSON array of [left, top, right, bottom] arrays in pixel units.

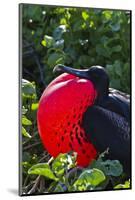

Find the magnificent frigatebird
[[37, 64, 130, 175]]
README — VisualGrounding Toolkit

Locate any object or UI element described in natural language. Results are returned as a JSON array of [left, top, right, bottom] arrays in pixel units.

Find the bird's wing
[[109, 88, 130, 103], [82, 105, 131, 173], [97, 88, 130, 122]]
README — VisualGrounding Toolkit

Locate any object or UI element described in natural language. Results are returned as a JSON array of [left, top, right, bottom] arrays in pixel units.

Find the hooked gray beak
[[53, 64, 90, 80]]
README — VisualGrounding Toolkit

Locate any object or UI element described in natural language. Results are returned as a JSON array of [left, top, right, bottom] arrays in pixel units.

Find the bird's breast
[[37, 73, 97, 166]]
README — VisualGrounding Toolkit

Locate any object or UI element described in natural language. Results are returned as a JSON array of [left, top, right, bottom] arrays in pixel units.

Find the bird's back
[[97, 88, 130, 122], [82, 88, 131, 174]]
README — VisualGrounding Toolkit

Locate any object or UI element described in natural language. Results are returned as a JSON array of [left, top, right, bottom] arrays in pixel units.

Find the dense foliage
[[21, 4, 131, 195]]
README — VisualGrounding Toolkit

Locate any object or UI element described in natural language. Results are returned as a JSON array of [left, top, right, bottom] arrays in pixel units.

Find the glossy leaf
[[103, 11, 112, 20], [44, 35, 55, 48], [22, 116, 32, 125], [47, 52, 65, 67], [82, 11, 89, 21], [73, 168, 105, 191], [53, 39, 64, 50], [22, 79, 36, 96], [31, 103, 39, 110], [52, 152, 76, 177], [114, 180, 130, 189], [110, 23, 120, 31], [100, 160, 123, 177], [22, 126, 31, 138], [28, 163, 58, 181], [22, 107, 28, 115], [53, 25, 66, 40]]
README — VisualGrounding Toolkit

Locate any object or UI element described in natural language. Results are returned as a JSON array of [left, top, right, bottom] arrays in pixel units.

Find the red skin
[[37, 73, 97, 167]]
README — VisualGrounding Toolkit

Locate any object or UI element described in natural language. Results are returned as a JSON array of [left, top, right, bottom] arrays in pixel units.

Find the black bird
[[54, 64, 131, 175]]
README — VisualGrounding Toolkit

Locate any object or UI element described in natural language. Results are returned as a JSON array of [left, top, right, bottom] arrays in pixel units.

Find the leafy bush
[[22, 5, 130, 94], [21, 78, 130, 195], [21, 4, 131, 195], [24, 150, 130, 194]]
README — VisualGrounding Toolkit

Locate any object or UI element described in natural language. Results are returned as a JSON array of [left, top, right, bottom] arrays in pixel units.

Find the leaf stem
[[23, 141, 41, 151], [27, 156, 54, 194], [27, 175, 41, 194]]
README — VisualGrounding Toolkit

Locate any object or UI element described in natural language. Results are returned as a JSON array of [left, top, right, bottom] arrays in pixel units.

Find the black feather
[[82, 105, 131, 174], [97, 88, 130, 123]]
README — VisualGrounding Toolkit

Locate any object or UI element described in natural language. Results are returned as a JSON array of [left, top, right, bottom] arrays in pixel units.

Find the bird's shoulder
[[109, 88, 130, 104], [96, 88, 130, 122]]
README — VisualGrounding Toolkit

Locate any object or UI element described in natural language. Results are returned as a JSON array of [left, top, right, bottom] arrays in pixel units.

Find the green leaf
[[22, 107, 28, 115], [27, 6, 42, 21], [28, 163, 58, 181], [53, 25, 66, 40], [78, 55, 91, 66], [48, 181, 59, 192], [114, 60, 122, 76], [22, 116, 32, 125], [82, 11, 89, 21], [47, 52, 65, 67], [22, 152, 31, 162], [53, 183, 65, 192], [111, 45, 122, 53], [53, 39, 64, 50], [110, 79, 121, 89], [100, 36, 109, 45], [89, 20, 94, 28], [73, 20, 83, 31], [41, 40, 46, 47], [22, 126, 31, 138], [96, 44, 110, 58], [89, 154, 123, 178], [60, 18, 67, 25], [52, 152, 76, 177], [110, 23, 120, 31], [103, 11, 112, 20], [100, 160, 123, 177], [106, 64, 113, 75], [73, 168, 105, 191], [31, 103, 39, 110], [114, 180, 130, 189], [22, 79, 36, 96], [52, 158, 65, 177], [44, 35, 55, 48]]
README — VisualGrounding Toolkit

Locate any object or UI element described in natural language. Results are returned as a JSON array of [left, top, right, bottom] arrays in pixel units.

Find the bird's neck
[[95, 89, 109, 105]]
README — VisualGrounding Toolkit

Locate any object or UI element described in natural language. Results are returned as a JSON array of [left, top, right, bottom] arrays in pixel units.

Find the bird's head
[[53, 64, 109, 102]]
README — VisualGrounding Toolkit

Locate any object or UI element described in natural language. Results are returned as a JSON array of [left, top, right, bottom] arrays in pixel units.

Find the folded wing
[[82, 105, 131, 174]]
